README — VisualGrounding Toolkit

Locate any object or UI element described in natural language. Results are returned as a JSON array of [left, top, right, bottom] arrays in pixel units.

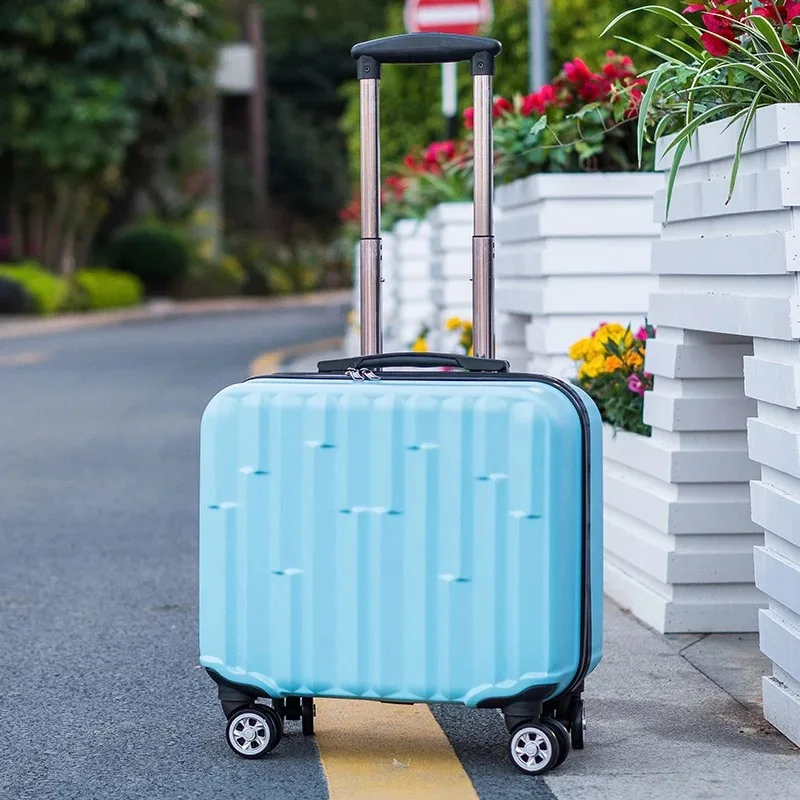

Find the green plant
[[445, 316, 474, 355], [0, 1, 234, 272], [73, 268, 143, 310], [569, 321, 656, 435], [485, 53, 650, 184], [605, 2, 800, 212], [339, 0, 690, 178], [0, 263, 68, 314], [0, 275, 33, 314], [410, 323, 430, 352], [109, 223, 190, 294], [178, 254, 246, 298]]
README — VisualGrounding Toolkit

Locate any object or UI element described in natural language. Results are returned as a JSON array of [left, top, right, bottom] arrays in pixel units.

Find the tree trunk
[[9, 204, 24, 262], [30, 199, 47, 263]]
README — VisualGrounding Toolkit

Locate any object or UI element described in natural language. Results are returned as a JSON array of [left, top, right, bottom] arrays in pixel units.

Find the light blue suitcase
[[199, 33, 603, 776]]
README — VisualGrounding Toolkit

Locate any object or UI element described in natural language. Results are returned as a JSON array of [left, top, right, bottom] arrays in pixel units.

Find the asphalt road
[[0, 305, 556, 800]]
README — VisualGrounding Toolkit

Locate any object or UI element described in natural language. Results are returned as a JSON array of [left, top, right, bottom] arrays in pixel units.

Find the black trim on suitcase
[[244, 368, 596, 707]]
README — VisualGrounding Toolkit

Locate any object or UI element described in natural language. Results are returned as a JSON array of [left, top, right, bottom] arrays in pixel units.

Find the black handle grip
[[318, 351, 509, 374], [352, 33, 501, 78]]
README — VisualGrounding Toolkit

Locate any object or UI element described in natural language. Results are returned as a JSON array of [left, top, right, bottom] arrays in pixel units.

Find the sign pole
[[442, 61, 458, 139], [405, 0, 494, 136], [529, 0, 548, 92]]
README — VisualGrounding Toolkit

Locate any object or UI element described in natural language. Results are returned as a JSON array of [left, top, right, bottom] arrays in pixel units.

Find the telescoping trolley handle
[[351, 33, 502, 358]]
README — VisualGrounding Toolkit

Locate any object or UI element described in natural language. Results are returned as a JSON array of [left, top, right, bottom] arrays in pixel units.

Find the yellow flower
[[445, 316, 462, 331], [595, 323, 633, 348], [579, 354, 605, 380], [569, 337, 593, 362], [605, 355, 623, 372], [411, 338, 427, 353], [625, 350, 644, 369]]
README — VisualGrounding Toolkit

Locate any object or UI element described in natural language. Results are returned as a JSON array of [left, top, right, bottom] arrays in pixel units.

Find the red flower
[[698, 12, 737, 57], [521, 84, 556, 116], [699, 32, 732, 56], [384, 175, 407, 200], [624, 88, 644, 120], [683, 3, 707, 13], [785, 1, 800, 20], [463, 107, 474, 129], [635, 326, 650, 341], [563, 57, 593, 85], [424, 140, 457, 165], [492, 97, 512, 117], [701, 10, 735, 36], [403, 154, 416, 168], [751, 5, 780, 22], [578, 74, 611, 102]]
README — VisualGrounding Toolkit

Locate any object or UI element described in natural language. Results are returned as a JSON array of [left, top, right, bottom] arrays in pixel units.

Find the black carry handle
[[318, 352, 509, 374], [351, 33, 501, 75]]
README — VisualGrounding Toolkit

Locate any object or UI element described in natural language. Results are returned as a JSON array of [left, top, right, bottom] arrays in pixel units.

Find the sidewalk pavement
[[279, 345, 798, 799]]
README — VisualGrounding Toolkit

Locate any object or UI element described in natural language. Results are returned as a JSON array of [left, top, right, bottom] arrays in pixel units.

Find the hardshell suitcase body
[[199, 33, 603, 775]]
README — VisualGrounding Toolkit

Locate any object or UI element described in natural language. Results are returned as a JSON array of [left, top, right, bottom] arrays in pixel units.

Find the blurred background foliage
[[0, 0, 687, 310], [340, 0, 688, 175]]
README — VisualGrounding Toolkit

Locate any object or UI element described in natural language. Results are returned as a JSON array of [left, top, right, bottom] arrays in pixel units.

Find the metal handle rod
[[359, 77, 382, 355], [472, 73, 495, 359]]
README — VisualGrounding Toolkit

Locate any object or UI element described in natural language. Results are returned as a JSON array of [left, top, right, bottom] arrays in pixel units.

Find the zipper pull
[[360, 368, 380, 381], [345, 367, 364, 381]]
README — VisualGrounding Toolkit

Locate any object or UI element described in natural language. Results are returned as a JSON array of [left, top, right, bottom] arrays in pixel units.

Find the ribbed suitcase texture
[[199, 376, 603, 707]]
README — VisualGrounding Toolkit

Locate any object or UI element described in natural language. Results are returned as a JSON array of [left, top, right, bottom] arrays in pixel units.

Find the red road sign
[[404, 0, 493, 36]]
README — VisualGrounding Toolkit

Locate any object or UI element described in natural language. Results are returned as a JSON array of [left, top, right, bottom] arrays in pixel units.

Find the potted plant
[[480, 52, 662, 375]]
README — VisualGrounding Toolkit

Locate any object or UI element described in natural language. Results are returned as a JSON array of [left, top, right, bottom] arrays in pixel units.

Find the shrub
[[485, 52, 650, 184], [73, 268, 144, 310], [109, 223, 190, 295], [569, 321, 656, 435], [0, 263, 68, 314], [0, 275, 33, 314], [177, 254, 247, 299]]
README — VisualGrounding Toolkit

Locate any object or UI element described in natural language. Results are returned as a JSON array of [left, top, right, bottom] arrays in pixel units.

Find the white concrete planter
[[495, 172, 661, 376], [389, 218, 434, 351], [602, 423, 762, 634], [645, 104, 800, 744], [427, 202, 473, 351]]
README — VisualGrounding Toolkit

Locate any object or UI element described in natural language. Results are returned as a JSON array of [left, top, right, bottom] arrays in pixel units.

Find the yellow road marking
[[248, 336, 343, 376], [316, 699, 479, 800], [0, 351, 48, 367]]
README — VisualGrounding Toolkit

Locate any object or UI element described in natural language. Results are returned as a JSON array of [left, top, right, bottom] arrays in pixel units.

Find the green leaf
[[728, 87, 765, 203]]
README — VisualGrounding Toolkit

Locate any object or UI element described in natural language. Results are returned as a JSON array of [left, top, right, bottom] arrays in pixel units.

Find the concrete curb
[[0, 289, 351, 341]]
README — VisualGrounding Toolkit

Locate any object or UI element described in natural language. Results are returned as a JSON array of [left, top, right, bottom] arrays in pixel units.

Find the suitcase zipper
[[345, 367, 380, 381]]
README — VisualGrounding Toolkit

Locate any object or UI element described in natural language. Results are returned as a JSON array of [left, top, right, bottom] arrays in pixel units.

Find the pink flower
[[563, 58, 593, 85], [627, 374, 645, 396], [635, 326, 649, 341], [424, 140, 456, 165], [463, 107, 474, 129]]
